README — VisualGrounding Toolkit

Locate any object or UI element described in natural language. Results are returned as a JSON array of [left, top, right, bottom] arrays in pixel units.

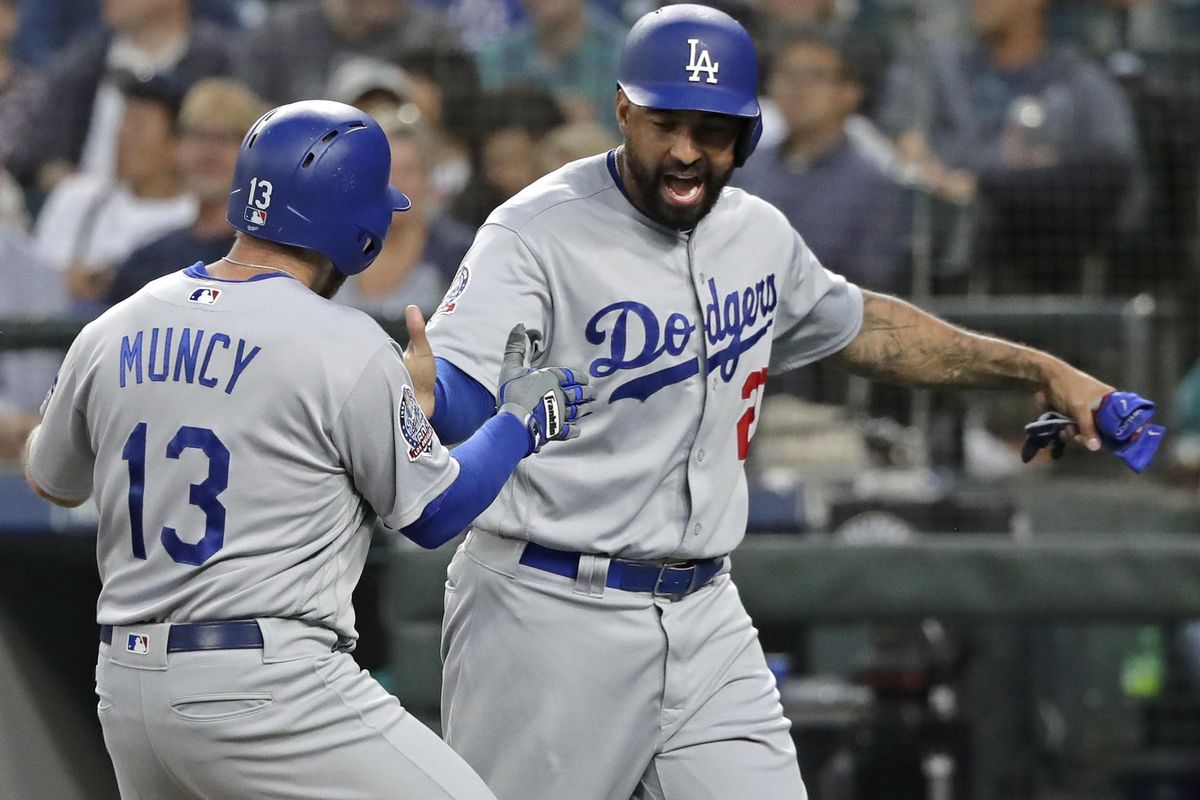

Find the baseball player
[[22, 100, 592, 800], [417, 5, 1160, 800]]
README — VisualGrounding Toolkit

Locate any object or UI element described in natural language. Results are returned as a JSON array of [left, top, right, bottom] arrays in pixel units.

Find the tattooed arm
[[830, 290, 1114, 448]]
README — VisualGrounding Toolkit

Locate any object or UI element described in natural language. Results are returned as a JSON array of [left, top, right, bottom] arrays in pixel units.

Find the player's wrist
[[496, 405, 537, 456]]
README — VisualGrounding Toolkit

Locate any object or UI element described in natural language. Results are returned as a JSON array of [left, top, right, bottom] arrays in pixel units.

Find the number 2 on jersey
[[737, 368, 769, 461], [121, 422, 230, 566]]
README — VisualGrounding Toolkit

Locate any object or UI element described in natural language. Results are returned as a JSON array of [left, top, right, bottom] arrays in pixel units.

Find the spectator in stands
[[879, 0, 1143, 294], [398, 48, 480, 209], [327, 54, 416, 119], [328, 53, 475, 216], [446, 86, 564, 229], [10, 0, 100, 69], [12, 0, 242, 68], [0, 167, 26, 231], [419, 0, 624, 52], [235, 0, 460, 106], [1125, 0, 1200, 54], [14, 0, 232, 191], [339, 113, 474, 318], [424, 0, 525, 52], [107, 78, 265, 305], [538, 120, 618, 174], [754, 0, 891, 64], [751, 0, 897, 168], [736, 30, 910, 294], [33, 72, 196, 314], [474, 0, 625, 134], [0, 0, 44, 181]]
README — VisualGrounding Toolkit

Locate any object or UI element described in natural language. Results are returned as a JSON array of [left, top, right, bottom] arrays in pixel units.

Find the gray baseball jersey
[[427, 151, 863, 560], [28, 264, 457, 643], [432, 151, 861, 800]]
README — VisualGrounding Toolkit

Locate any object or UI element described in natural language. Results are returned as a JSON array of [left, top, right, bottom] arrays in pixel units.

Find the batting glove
[[497, 324, 594, 455], [1020, 391, 1165, 472], [1093, 391, 1165, 473], [1021, 411, 1072, 463]]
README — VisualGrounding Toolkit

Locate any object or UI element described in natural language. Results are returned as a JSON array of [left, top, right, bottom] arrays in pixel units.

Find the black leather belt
[[99, 620, 263, 652], [519, 542, 724, 598]]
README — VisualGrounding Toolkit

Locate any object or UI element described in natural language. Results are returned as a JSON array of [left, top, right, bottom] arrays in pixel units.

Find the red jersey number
[[737, 368, 769, 461]]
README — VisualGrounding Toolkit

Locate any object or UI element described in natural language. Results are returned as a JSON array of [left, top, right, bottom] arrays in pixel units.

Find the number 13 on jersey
[[121, 421, 230, 566]]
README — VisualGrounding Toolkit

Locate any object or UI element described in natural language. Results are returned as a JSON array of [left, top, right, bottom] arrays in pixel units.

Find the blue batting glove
[[497, 325, 594, 454], [1093, 392, 1165, 473]]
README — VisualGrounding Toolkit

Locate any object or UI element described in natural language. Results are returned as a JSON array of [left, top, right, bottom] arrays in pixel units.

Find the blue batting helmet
[[227, 100, 410, 276], [618, 4, 762, 166]]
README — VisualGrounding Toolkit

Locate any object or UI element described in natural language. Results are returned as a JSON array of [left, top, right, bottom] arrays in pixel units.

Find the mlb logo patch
[[188, 287, 221, 305], [400, 385, 434, 461], [244, 207, 268, 226], [434, 265, 470, 317], [126, 634, 150, 655]]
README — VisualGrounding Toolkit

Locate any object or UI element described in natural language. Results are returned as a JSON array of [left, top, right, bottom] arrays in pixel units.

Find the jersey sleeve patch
[[433, 264, 470, 317], [400, 384, 435, 461], [39, 373, 60, 416]]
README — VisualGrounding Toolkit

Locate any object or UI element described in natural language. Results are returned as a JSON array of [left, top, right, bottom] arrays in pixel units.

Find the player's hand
[[403, 305, 436, 418], [497, 324, 594, 455], [1022, 390, 1165, 472], [1034, 362, 1114, 452]]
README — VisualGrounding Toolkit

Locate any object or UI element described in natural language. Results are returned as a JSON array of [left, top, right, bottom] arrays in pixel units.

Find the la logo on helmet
[[686, 39, 719, 84]]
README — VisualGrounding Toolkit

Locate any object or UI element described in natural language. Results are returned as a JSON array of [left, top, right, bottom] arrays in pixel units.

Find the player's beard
[[622, 146, 734, 230], [315, 269, 347, 300]]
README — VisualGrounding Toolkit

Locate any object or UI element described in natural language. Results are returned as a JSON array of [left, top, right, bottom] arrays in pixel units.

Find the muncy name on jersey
[[119, 327, 261, 395], [585, 274, 778, 403]]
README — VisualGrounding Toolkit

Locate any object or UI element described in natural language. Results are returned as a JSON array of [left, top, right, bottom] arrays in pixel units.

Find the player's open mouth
[[663, 175, 704, 206]]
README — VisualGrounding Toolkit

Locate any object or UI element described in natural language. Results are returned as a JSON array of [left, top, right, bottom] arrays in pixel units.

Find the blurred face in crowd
[[483, 128, 544, 201], [971, 0, 1045, 38], [179, 121, 242, 203], [523, 0, 584, 28], [324, 0, 404, 38], [403, 75, 443, 127], [104, 0, 185, 30], [758, 0, 836, 24], [616, 89, 741, 230], [769, 40, 860, 138], [116, 96, 179, 189], [0, 0, 17, 51], [388, 132, 429, 214]]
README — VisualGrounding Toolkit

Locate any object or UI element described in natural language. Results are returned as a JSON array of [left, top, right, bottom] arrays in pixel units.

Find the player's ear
[[615, 88, 629, 136]]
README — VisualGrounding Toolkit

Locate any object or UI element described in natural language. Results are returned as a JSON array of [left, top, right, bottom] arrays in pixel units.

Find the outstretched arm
[[829, 290, 1113, 449]]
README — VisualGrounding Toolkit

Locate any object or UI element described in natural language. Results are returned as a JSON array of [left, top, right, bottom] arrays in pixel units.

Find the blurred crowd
[[4, 0, 1200, 473]]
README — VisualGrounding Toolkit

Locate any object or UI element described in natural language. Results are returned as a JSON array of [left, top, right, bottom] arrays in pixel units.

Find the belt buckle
[[652, 562, 696, 599]]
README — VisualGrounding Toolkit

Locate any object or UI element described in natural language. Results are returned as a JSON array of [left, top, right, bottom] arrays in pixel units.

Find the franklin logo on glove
[[498, 324, 594, 454], [541, 391, 563, 439]]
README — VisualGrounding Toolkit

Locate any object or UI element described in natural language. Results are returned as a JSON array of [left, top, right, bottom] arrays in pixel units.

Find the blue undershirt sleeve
[[400, 411, 530, 549], [430, 356, 495, 445]]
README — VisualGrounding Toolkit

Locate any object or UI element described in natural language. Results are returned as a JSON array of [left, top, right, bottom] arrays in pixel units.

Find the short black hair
[[764, 25, 871, 87], [398, 48, 481, 142], [468, 86, 566, 152], [113, 69, 187, 124]]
